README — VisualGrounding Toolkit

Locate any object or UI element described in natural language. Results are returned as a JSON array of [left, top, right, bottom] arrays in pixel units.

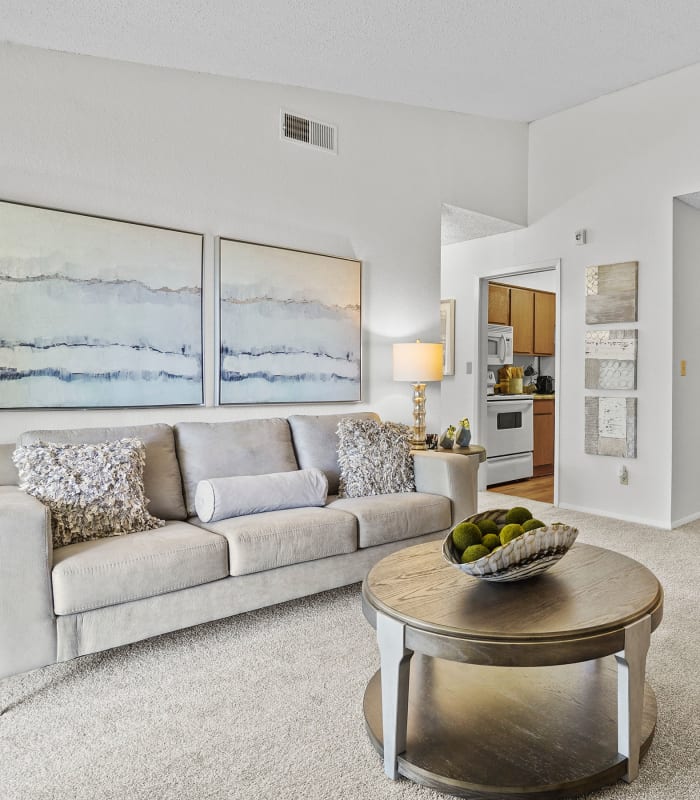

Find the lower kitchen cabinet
[[533, 398, 555, 477]]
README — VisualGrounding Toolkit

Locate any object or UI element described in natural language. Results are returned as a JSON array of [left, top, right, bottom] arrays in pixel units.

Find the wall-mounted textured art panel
[[585, 261, 638, 324], [219, 238, 361, 404], [0, 200, 203, 408], [585, 329, 638, 390], [584, 396, 637, 458]]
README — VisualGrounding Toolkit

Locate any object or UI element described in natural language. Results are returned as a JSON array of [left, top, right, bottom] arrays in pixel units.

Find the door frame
[[474, 259, 561, 504]]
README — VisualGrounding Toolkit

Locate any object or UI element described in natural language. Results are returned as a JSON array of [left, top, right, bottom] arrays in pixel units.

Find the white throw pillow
[[194, 468, 328, 522], [12, 438, 165, 548]]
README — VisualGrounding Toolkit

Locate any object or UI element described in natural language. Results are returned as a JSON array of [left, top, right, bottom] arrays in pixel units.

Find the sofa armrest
[[413, 451, 480, 527], [0, 487, 56, 679]]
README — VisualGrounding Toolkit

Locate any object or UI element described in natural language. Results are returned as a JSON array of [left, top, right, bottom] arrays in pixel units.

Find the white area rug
[[1, 491, 698, 799]]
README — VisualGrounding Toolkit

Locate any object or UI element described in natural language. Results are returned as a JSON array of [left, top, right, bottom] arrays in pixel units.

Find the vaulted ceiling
[[4, 1, 700, 122]]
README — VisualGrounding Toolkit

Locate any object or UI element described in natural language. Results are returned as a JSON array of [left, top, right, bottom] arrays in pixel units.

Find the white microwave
[[487, 324, 514, 366]]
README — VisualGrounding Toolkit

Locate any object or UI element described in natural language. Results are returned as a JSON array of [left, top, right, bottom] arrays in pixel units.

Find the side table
[[436, 443, 486, 462]]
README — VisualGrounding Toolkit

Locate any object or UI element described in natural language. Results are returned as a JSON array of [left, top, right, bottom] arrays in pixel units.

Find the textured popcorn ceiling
[[3, 1, 700, 121], [441, 204, 522, 246], [678, 192, 700, 209]]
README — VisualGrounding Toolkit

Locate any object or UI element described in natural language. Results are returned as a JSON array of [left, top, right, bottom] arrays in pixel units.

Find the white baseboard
[[670, 510, 700, 528], [556, 501, 671, 531]]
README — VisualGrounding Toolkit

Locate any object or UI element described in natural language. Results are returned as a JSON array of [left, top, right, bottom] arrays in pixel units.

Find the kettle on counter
[[536, 375, 554, 394]]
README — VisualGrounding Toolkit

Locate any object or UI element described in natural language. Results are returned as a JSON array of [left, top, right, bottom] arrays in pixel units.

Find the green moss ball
[[499, 523, 524, 545], [452, 522, 483, 552], [460, 544, 490, 563], [476, 518, 499, 535], [504, 506, 533, 525], [522, 518, 546, 533], [481, 533, 501, 551]]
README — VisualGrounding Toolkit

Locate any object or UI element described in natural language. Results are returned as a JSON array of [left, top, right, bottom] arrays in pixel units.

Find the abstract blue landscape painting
[[0, 201, 203, 408], [219, 239, 361, 404]]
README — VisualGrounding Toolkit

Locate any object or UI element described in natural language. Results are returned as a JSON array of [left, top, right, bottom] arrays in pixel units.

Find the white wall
[[494, 271, 557, 292], [443, 61, 700, 528], [0, 43, 528, 441], [672, 198, 700, 525]]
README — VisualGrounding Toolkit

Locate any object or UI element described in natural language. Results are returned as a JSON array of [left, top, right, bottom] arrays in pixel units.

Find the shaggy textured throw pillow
[[336, 418, 415, 498], [12, 438, 165, 548]]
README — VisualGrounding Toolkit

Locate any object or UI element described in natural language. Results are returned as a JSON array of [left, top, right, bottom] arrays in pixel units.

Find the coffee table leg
[[615, 614, 651, 782], [376, 612, 413, 780]]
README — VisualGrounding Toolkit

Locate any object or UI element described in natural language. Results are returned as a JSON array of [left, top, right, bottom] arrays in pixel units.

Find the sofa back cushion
[[174, 418, 299, 517], [17, 424, 186, 520], [287, 412, 380, 495], [0, 443, 18, 485]]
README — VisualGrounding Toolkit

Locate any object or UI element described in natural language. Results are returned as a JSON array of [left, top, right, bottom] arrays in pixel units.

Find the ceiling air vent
[[281, 110, 337, 154]]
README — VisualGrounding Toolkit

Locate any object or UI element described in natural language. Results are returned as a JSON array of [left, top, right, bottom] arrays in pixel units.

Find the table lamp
[[392, 340, 444, 449]]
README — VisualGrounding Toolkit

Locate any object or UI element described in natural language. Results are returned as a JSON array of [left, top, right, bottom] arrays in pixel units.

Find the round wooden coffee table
[[362, 540, 663, 798]]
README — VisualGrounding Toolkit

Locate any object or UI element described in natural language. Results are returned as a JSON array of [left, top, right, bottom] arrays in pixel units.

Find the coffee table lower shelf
[[363, 654, 657, 799]]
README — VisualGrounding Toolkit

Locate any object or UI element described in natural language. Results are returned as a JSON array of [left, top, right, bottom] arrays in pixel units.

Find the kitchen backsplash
[[513, 355, 555, 388]]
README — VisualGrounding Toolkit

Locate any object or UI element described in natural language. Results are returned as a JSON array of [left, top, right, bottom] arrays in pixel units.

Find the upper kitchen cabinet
[[510, 288, 534, 353], [533, 291, 556, 355], [488, 283, 510, 325], [488, 282, 556, 356]]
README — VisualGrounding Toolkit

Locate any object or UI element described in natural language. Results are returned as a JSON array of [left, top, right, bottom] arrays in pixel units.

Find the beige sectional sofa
[[0, 412, 481, 681]]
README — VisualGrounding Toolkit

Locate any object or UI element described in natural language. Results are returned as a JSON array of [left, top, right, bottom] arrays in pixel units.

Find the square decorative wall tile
[[585, 329, 637, 390], [585, 262, 638, 324], [584, 396, 637, 458]]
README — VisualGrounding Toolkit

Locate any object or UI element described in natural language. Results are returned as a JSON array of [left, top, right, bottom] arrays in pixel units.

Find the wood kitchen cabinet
[[488, 282, 556, 356], [533, 291, 556, 355], [488, 283, 510, 325], [509, 288, 534, 353], [533, 398, 555, 477]]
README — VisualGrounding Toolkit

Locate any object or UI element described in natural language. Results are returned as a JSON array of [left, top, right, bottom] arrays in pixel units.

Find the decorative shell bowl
[[443, 509, 579, 583]]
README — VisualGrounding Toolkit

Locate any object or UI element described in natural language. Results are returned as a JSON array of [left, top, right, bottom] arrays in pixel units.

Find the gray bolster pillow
[[195, 468, 328, 522]]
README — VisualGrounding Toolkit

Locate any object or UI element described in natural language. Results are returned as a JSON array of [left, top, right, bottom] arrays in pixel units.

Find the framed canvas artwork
[[0, 200, 203, 408], [219, 238, 361, 404], [440, 298, 455, 377]]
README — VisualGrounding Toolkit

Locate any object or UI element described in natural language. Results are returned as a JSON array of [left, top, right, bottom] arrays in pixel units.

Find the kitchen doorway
[[474, 261, 561, 506]]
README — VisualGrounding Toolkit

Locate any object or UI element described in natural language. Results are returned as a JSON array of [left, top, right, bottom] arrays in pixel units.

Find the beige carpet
[[1, 491, 698, 800]]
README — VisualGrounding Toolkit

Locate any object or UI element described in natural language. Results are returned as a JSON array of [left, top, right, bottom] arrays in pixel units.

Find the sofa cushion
[[13, 438, 165, 548], [288, 412, 380, 494], [336, 418, 415, 497], [195, 468, 328, 522], [18, 423, 186, 521], [174, 419, 299, 516], [199, 507, 357, 577], [51, 521, 229, 615], [0, 443, 18, 485], [327, 492, 451, 548]]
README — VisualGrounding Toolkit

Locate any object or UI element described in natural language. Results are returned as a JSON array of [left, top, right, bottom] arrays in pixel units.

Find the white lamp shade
[[393, 341, 444, 382]]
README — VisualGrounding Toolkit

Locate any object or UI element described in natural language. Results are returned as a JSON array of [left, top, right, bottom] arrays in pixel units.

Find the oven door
[[486, 399, 534, 458]]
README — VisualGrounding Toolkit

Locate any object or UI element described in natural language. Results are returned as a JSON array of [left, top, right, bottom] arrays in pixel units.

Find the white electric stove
[[485, 394, 534, 485]]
